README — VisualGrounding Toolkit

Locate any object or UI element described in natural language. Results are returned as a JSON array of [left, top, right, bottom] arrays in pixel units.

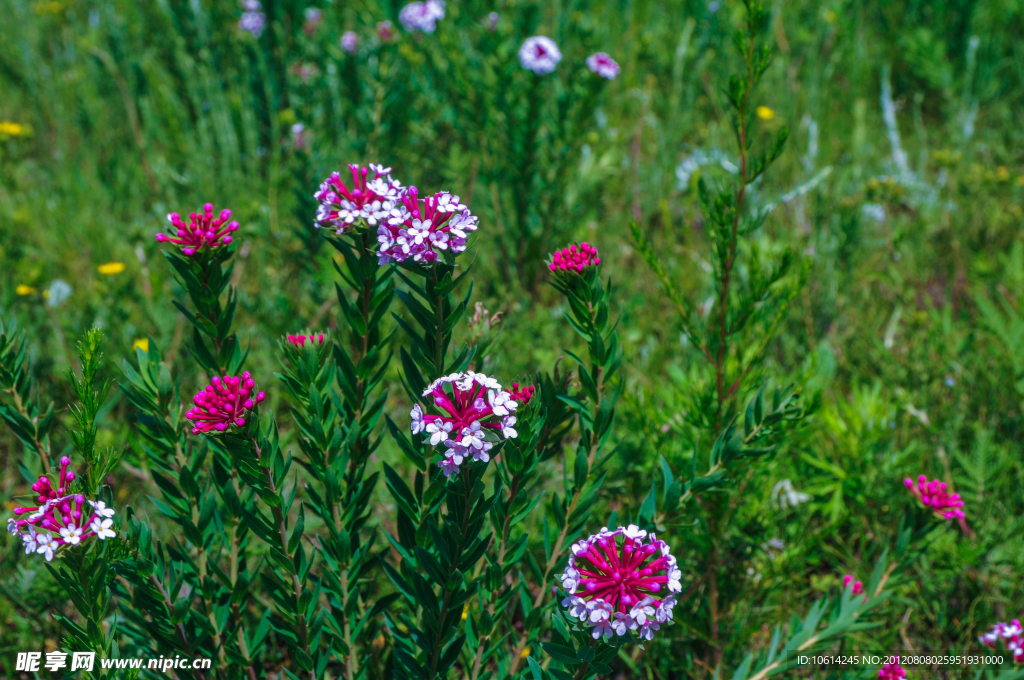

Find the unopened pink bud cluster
[[843, 574, 868, 602], [560, 525, 681, 642], [186, 372, 266, 435], [411, 372, 522, 478], [156, 203, 239, 256], [287, 333, 325, 348], [980, 620, 1023, 662], [549, 242, 600, 272], [879, 662, 906, 679], [904, 475, 965, 519], [6, 456, 117, 561]]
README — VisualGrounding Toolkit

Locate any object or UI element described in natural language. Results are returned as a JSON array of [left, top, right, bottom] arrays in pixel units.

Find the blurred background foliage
[[2, 0, 1024, 676]]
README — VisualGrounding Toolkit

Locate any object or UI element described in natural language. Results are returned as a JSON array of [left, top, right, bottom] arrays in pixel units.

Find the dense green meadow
[[2, 0, 1024, 678]]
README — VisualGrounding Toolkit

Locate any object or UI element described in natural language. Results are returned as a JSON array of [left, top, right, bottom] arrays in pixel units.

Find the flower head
[[586, 52, 620, 79], [413, 372, 520, 478], [558, 526, 680, 642], [287, 333, 325, 348], [879, 662, 906, 679], [376, 187, 478, 265], [979, 620, 1024, 663], [303, 8, 322, 35], [378, 20, 394, 40], [756, 106, 775, 121], [0, 121, 25, 136], [399, 0, 445, 33], [5, 457, 118, 561], [156, 204, 239, 256], [239, 1, 265, 37], [315, 164, 405, 235], [97, 262, 126, 275], [519, 36, 561, 74], [904, 475, 965, 519], [186, 372, 266, 435], [548, 242, 600, 273], [341, 31, 358, 53], [508, 382, 536, 405], [291, 123, 308, 149]]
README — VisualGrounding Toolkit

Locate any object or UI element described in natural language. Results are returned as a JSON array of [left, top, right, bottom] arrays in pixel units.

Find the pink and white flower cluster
[[186, 372, 266, 435], [879, 662, 906, 679], [586, 52, 620, 79], [904, 475, 966, 519], [376, 187, 478, 265], [399, 0, 445, 33], [519, 36, 562, 74], [559, 525, 681, 641], [315, 164, 405, 234], [411, 372, 523, 478], [156, 204, 239, 256], [549, 242, 600, 273], [980, 620, 1023, 662], [6, 457, 117, 562]]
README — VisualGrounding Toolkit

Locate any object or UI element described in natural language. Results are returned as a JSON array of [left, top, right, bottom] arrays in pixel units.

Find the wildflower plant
[[408, 3, 619, 286]]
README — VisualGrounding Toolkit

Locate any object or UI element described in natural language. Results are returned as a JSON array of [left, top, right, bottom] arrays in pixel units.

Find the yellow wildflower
[[520, 647, 531, 659], [15, 284, 37, 295], [98, 262, 126, 275], [461, 607, 468, 621], [996, 166, 1010, 181], [824, 10, 837, 24], [756, 106, 775, 121], [133, 338, 150, 353], [0, 121, 24, 136]]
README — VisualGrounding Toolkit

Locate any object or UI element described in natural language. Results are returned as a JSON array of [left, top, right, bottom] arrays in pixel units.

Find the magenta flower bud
[[65, 472, 75, 482], [13, 507, 24, 514], [244, 399, 254, 409]]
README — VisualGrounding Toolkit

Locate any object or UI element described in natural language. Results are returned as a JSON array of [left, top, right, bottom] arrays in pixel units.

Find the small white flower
[[472, 441, 493, 463], [60, 524, 83, 545], [622, 524, 647, 540], [443, 439, 468, 465], [629, 596, 656, 625], [22, 531, 39, 555], [562, 595, 588, 621], [611, 611, 637, 636], [36, 533, 58, 561], [488, 389, 516, 416], [667, 565, 682, 593], [500, 415, 518, 439], [6, 518, 18, 534], [587, 599, 613, 624], [88, 500, 116, 518], [586, 52, 620, 79], [560, 566, 580, 593], [460, 421, 485, 450], [656, 595, 677, 623], [426, 419, 453, 445], [90, 517, 116, 540], [771, 479, 811, 509], [410, 404, 425, 434]]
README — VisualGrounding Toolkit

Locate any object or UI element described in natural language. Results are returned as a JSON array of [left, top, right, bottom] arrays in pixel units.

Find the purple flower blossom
[[341, 30, 358, 53], [239, 0, 265, 37], [519, 36, 561, 74], [378, 20, 394, 40], [587, 52, 620, 79], [376, 187, 478, 264], [559, 525, 680, 642], [399, 0, 445, 33], [303, 8, 322, 36], [412, 373, 526, 478]]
